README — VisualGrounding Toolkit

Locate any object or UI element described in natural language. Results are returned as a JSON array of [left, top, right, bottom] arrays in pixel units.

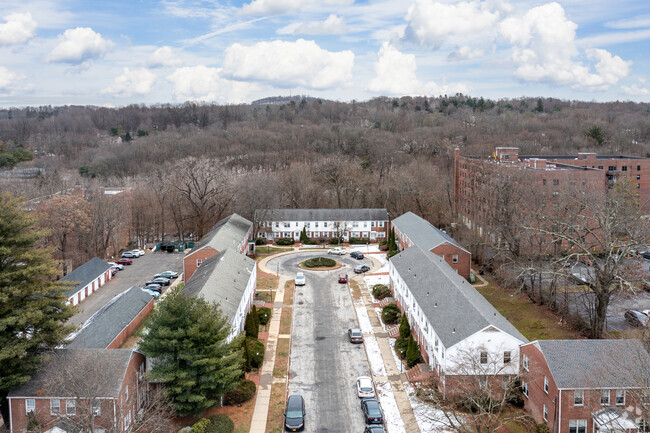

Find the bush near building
[[372, 284, 391, 300], [382, 303, 401, 324]]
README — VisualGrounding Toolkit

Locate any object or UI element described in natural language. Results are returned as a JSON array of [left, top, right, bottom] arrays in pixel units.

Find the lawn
[[257, 269, 279, 293], [255, 246, 293, 256], [476, 279, 581, 341]]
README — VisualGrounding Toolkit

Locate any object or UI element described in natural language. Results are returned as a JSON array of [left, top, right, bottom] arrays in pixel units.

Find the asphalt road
[[68, 251, 184, 326], [268, 251, 374, 433]]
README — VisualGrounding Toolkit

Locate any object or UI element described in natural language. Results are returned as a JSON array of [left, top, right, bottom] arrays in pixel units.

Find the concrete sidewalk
[[353, 273, 421, 433]]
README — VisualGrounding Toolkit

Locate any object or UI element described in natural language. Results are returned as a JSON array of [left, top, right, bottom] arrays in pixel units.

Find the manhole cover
[[316, 336, 326, 340]]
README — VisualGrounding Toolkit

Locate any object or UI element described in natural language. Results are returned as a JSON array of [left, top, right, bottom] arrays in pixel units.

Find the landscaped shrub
[[255, 238, 267, 245], [245, 310, 258, 338], [222, 379, 257, 406], [257, 307, 272, 325], [395, 337, 408, 359], [303, 257, 336, 268], [535, 424, 550, 433], [207, 415, 234, 433], [406, 336, 421, 368], [244, 337, 265, 368], [387, 249, 399, 259], [382, 303, 401, 325], [276, 238, 294, 245], [190, 418, 210, 433], [329, 237, 341, 245], [399, 314, 410, 339], [378, 242, 389, 251], [372, 284, 391, 300], [349, 237, 371, 244]]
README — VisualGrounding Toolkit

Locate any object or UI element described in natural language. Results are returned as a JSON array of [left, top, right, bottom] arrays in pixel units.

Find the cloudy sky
[[0, 0, 648, 107]]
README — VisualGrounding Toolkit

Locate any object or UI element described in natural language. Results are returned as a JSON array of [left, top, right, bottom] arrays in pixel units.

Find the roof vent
[[452, 328, 456, 333], [427, 291, 430, 296]]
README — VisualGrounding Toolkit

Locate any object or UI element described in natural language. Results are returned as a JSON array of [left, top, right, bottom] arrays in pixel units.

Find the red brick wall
[[521, 344, 559, 430], [183, 247, 219, 282], [107, 298, 155, 349], [430, 244, 471, 280]]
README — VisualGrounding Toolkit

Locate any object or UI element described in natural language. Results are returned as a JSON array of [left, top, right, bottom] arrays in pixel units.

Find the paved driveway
[[68, 251, 184, 326], [268, 252, 375, 433]]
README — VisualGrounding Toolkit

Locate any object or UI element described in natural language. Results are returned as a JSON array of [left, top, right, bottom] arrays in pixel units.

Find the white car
[[295, 272, 306, 286], [132, 249, 145, 256], [357, 376, 375, 398], [108, 262, 124, 270], [328, 247, 345, 255]]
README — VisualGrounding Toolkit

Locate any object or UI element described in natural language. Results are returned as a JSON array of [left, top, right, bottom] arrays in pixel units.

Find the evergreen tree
[[245, 310, 258, 338], [300, 227, 310, 244], [535, 98, 544, 113], [406, 336, 420, 368], [399, 313, 411, 339], [251, 305, 260, 331], [0, 193, 75, 426], [138, 292, 243, 416]]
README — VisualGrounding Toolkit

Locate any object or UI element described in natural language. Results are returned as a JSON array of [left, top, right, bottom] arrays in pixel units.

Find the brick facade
[[106, 298, 154, 349], [183, 247, 220, 283]]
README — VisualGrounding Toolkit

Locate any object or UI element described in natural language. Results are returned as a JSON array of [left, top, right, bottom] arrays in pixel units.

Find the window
[[379, 221, 384, 227], [125, 385, 129, 402], [452, 255, 459, 264], [522, 380, 529, 397], [544, 376, 549, 393], [522, 354, 529, 371], [543, 404, 548, 421], [601, 389, 610, 405], [196, 258, 203, 267], [543, 179, 547, 186], [364, 222, 368, 228], [124, 411, 132, 430], [622, 166, 628, 171], [638, 175, 641, 180], [638, 165, 642, 171], [503, 351, 511, 364], [324, 222, 328, 227], [295, 222, 298, 227], [553, 179, 559, 186], [609, 165, 617, 171], [67, 399, 76, 415], [26, 399, 35, 414], [616, 390, 625, 405], [480, 376, 488, 389], [274, 222, 279, 228], [353, 222, 359, 228], [639, 420, 650, 433], [306, 222, 310, 228], [284, 222, 290, 228], [598, 165, 603, 169], [315, 222, 319, 227], [480, 351, 488, 364], [93, 401, 101, 416], [574, 390, 584, 406], [50, 399, 60, 415], [569, 420, 587, 433], [371, 221, 375, 227]]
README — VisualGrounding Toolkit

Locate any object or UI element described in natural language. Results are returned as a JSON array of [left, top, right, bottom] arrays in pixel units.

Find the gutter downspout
[[8, 397, 12, 433], [113, 399, 117, 433], [558, 389, 562, 433]]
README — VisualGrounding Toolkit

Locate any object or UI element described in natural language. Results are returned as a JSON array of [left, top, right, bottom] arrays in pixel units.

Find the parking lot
[[68, 251, 184, 326]]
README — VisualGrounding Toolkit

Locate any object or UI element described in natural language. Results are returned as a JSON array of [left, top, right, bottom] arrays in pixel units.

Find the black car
[[364, 426, 386, 433], [354, 265, 370, 274], [644, 252, 650, 260], [143, 284, 163, 293], [361, 398, 383, 424], [284, 395, 305, 431], [351, 251, 365, 260], [145, 277, 171, 286]]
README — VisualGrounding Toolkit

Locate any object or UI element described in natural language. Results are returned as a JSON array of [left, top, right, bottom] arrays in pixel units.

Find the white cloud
[[46, 27, 113, 64], [277, 14, 347, 35], [0, 12, 37, 45], [240, 0, 352, 16], [166, 65, 258, 103], [222, 39, 354, 89], [621, 83, 650, 96], [448, 45, 485, 61], [499, 2, 630, 90], [101, 68, 156, 97], [606, 15, 650, 29], [147, 46, 182, 68], [0, 66, 24, 90], [368, 42, 469, 96], [403, 0, 501, 49]]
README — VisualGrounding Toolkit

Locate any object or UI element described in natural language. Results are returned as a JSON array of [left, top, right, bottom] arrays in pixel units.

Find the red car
[[115, 258, 132, 265], [338, 273, 348, 284]]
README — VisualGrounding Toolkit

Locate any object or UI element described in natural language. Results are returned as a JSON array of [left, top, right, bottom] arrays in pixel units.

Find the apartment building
[[255, 208, 389, 242]]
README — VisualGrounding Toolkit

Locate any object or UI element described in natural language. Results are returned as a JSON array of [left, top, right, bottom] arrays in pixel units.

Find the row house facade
[[389, 245, 528, 397], [8, 349, 146, 433], [183, 213, 254, 283], [520, 339, 650, 433], [255, 208, 389, 243], [61, 258, 113, 306], [392, 211, 472, 280]]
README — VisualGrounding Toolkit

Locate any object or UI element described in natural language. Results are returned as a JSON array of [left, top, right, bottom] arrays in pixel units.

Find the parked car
[[348, 328, 363, 343], [155, 270, 179, 279], [115, 258, 132, 265], [364, 426, 386, 433], [350, 251, 364, 260], [624, 310, 650, 328], [110, 268, 118, 277], [121, 251, 136, 258], [643, 252, 650, 260], [141, 288, 160, 298], [361, 398, 384, 424], [357, 376, 375, 398], [295, 272, 306, 286], [129, 250, 142, 257], [108, 262, 124, 270], [143, 284, 162, 293], [146, 277, 171, 286], [284, 394, 305, 432], [338, 273, 348, 284], [328, 247, 345, 255], [132, 249, 145, 256], [354, 265, 370, 274]]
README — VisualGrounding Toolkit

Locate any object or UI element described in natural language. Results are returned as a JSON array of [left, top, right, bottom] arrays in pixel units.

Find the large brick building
[[520, 339, 650, 433]]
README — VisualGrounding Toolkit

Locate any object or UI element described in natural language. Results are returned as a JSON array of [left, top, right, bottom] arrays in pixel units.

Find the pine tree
[[399, 313, 410, 339], [245, 310, 258, 338], [300, 227, 310, 244], [0, 193, 75, 426], [251, 305, 260, 331], [138, 292, 244, 416], [406, 336, 420, 368]]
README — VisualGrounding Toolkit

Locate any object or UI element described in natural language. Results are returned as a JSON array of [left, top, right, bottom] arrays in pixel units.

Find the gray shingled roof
[[66, 287, 154, 349], [182, 248, 255, 322], [60, 257, 112, 297], [8, 349, 134, 398], [391, 245, 527, 348], [192, 213, 252, 253], [255, 208, 388, 222], [535, 339, 650, 389], [392, 212, 468, 253]]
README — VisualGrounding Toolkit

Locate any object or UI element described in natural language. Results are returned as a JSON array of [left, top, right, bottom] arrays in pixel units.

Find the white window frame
[[353, 222, 359, 228], [543, 404, 548, 421], [371, 221, 375, 227], [601, 390, 610, 405], [569, 420, 587, 433], [196, 258, 203, 267], [544, 376, 549, 393], [50, 399, 60, 415], [93, 401, 101, 416], [125, 384, 129, 402], [480, 351, 488, 364], [452, 254, 459, 264], [503, 351, 511, 364], [574, 390, 584, 406], [616, 390, 625, 405], [522, 380, 529, 397], [26, 399, 35, 415], [66, 399, 76, 415], [522, 354, 529, 371]]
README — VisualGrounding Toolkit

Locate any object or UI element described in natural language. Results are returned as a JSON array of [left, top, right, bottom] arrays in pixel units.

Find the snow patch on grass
[[364, 336, 386, 377], [403, 382, 449, 433], [356, 305, 374, 334], [376, 380, 406, 433]]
